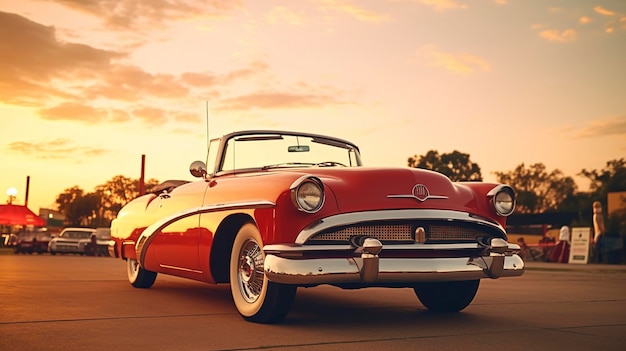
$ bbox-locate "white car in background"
[48,227,96,255]
[78,227,111,256]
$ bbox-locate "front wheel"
[230,223,296,324]
[127,258,157,288]
[413,280,480,313]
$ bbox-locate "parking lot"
[1,253,625,351]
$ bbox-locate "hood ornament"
[388,184,448,202]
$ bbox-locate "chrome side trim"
[136,200,275,268]
[159,264,203,274]
[294,209,505,244]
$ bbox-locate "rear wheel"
[230,223,296,324]
[413,280,480,313]
[127,258,157,288]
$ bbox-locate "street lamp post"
[6,187,17,204]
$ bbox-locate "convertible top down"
[110,130,524,323]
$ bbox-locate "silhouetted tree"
[579,158,626,199]
[494,163,577,214]
[56,188,100,227]
[56,186,88,225]
[579,159,626,237]
[55,175,160,227]
[408,150,482,181]
[94,175,159,224]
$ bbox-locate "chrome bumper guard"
[264,238,525,285]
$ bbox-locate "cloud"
[221,61,269,84]
[0,11,124,105]
[416,45,490,75]
[320,0,389,22]
[572,116,626,139]
[132,106,169,125]
[0,11,291,127]
[83,65,190,101]
[7,138,108,160]
[592,6,626,33]
[39,103,109,123]
[180,72,219,87]
[538,29,577,42]
[534,4,625,42]
[594,6,616,16]
[1,9,351,136]
[35,0,241,32]
[416,0,468,12]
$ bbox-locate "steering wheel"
[315,161,347,167]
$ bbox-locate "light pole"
[6,187,17,204]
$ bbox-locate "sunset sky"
[1,0,625,214]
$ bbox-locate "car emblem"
[387,184,448,202]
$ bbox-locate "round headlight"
[494,188,515,216]
[291,177,324,213]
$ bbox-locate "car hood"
[204,166,489,215]
[299,167,478,213]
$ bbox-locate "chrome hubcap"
[128,259,139,280]
[237,239,264,303]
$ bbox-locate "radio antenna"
[204,100,212,169]
[205,100,210,151]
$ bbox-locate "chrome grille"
[314,224,412,241]
[427,225,485,241]
[310,222,493,243]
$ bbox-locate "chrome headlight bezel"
[290,176,325,213]
[488,185,516,216]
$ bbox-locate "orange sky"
[1,0,625,214]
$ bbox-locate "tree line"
[56,176,160,227]
[55,153,625,236]
[408,152,625,233]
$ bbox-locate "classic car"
[110,130,524,324]
[11,231,51,254]
[49,227,96,255]
[78,227,111,256]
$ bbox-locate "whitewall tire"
[229,223,296,323]
[127,257,157,289]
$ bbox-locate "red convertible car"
[110,130,524,323]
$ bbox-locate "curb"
[524,261,626,273]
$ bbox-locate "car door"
[148,181,209,279]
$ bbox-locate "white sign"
[569,227,591,264]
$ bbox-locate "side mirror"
[189,160,208,178]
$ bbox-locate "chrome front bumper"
[263,238,525,286]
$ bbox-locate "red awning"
[0,204,46,226]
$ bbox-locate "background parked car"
[48,228,96,255]
[79,227,111,256]
[12,231,51,254]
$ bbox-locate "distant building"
[39,208,64,233]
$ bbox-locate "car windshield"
[61,230,93,239]
[219,133,361,173]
